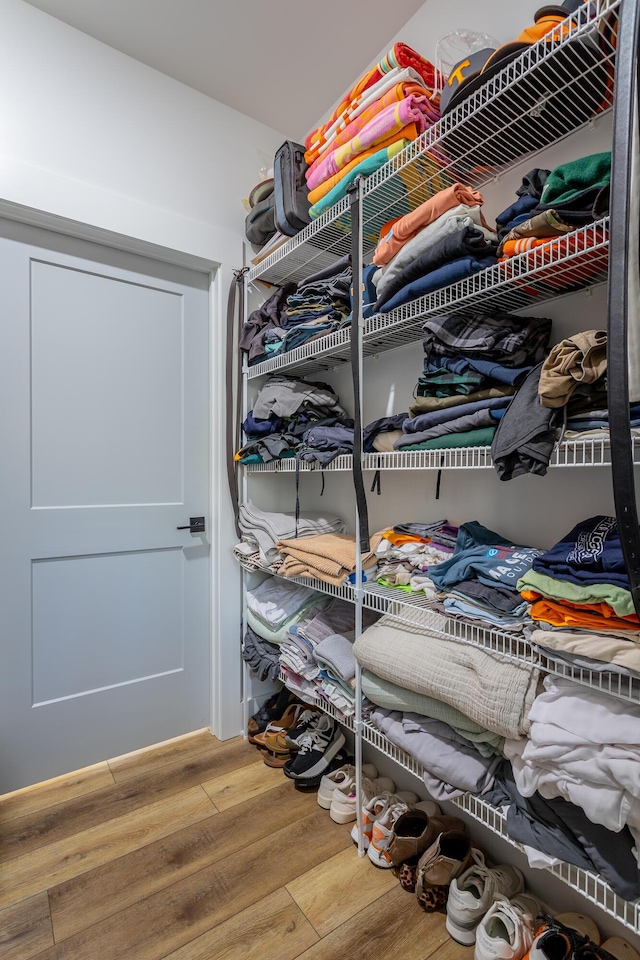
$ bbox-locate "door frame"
[0,198,243,745]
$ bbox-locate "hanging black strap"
[226,268,247,540]
[607,0,640,618]
[348,177,371,553]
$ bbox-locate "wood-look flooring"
[0,730,472,960]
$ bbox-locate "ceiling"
[25,0,429,138]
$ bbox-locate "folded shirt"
[403,396,511,433]
[374,225,498,311]
[379,255,497,313]
[373,184,487,265]
[373,205,495,300]
[397,426,496,451]
[394,408,498,448]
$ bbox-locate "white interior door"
[0,220,211,792]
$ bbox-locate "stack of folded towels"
[374,521,456,595]
[371,183,499,313]
[518,515,640,676]
[235,375,352,465]
[390,311,552,453]
[304,43,441,220]
[279,599,379,717]
[276,531,383,587]
[234,503,346,571]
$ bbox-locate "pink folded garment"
[373,184,488,265]
[306,94,437,192]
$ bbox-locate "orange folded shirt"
[306,124,418,206]
[522,590,640,632]
[380,528,431,547]
[373,183,487,265]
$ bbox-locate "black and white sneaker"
[285,715,346,780]
[285,708,322,748]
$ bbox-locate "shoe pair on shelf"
[383,807,472,910]
[247,688,299,745]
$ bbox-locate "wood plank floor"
[0,730,473,960]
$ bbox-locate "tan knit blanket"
[277,532,382,587]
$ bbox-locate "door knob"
[176,516,205,533]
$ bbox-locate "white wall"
[0,0,289,266]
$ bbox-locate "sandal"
[251,703,305,748]
[247,689,298,743]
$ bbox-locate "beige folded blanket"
[277,532,382,586]
[354,615,540,740]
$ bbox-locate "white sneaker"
[329,773,396,824]
[447,850,525,945]
[367,794,419,867]
[474,893,543,960]
[316,762,378,809]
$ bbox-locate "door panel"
[0,221,211,792]
[30,259,184,508]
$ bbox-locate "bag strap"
[226,267,248,540]
[607,0,640,618]
[348,177,371,554]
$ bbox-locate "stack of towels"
[304,43,441,220]
[276,531,382,588]
[279,600,379,717]
[370,183,499,313]
[235,376,352,466]
[234,503,346,571]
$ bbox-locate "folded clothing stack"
[245,577,330,646]
[374,521,456,595]
[235,376,352,465]
[371,184,498,314]
[261,257,353,362]
[276,531,383,587]
[491,329,611,480]
[279,599,379,717]
[304,43,441,219]
[427,520,542,633]
[392,311,551,453]
[235,502,346,570]
[496,153,611,260]
[518,515,640,641]
[504,675,640,885]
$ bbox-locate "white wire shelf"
[241,434,640,473]
[237,557,640,706]
[246,219,609,380]
[364,434,640,471]
[361,718,640,934]
[242,454,353,473]
[247,0,617,288]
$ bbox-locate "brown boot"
[387,811,465,867]
[415,831,473,912]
